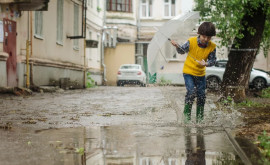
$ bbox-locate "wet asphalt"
[0,86,248,164]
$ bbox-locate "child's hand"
[171,40,179,47]
[198,59,207,66]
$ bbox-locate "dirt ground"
[217,89,270,141]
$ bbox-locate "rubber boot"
[196,106,204,123]
[184,104,192,122]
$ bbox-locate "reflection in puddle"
[0,126,243,165]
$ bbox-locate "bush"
[257,131,270,164]
[86,72,95,88]
[261,87,270,98]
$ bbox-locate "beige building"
[0,0,91,89]
[103,0,138,86]
[0,1,50,88]
[251,51,270,72]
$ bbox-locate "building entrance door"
[4,19,17,87]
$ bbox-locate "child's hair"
[198,22,216,36]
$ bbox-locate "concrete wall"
[104,43,135,85]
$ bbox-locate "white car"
[117,64,146,87]
[206,60,270,90]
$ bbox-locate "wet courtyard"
[0,86,249,164]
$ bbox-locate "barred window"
[106,0,133,12]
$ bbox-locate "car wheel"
[207,76,220,90]
[252,77,266,90]
[117,81,124,86]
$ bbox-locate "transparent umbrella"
[147,12,200,79]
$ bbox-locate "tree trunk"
[221,3,266,102]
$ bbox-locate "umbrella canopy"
[147,12,200,77]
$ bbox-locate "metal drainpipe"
[84,39,86,88]
[26,11,30,88]
[30,11,34,88]
[101,30,107,84]
[102,1,107,84]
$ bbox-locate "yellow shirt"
[183,37,216,76]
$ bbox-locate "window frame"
[56,0,64,45]
[164,0,176,18]
[73,3,79,50]
[34,11,43,39]
[140,0,152,18]
[106,0,133,13]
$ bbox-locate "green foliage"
[159,77,172,86]
[220,96,266,108]
[257,131,270,163]
[194,0,270,55]
[75,147,84,155]
[97,6,102,12]
[236,99,263,107]
[148,73,157,84]
[86,72,96,88]
[219,96,234,105]
[261,87,270,98]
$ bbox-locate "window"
[141,0,152,18]
[73,3,79,49]
[57,0,64,44]
[88,30,92,60]
[136,43,143,55]
[97,34,100,62]
[106,0,133,12]
[164,0,175,17]
[35,11,43,38]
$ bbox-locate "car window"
[121,65,140,69]
[215,62,227,68]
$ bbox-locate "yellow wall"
[104,43,135,85]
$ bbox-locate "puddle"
[0,125,245,165]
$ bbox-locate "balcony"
[0,0,50,11]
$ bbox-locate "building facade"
[0,0,101,89]
[85,0,104,86]
[0,0,50,88]
[103,0,138,85]
[1,0,269,89]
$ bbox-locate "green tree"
[195,0,270,101]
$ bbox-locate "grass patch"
[256,131,270,164]
[261,87,270,98]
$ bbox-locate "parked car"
[206,60,270,90]
[117,64,146,87]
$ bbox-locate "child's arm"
[171,40,189,54]
[198,49,216,66]
[205,49,217,67]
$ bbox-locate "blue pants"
[183,74,206,106]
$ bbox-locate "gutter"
[101,0,107,83]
